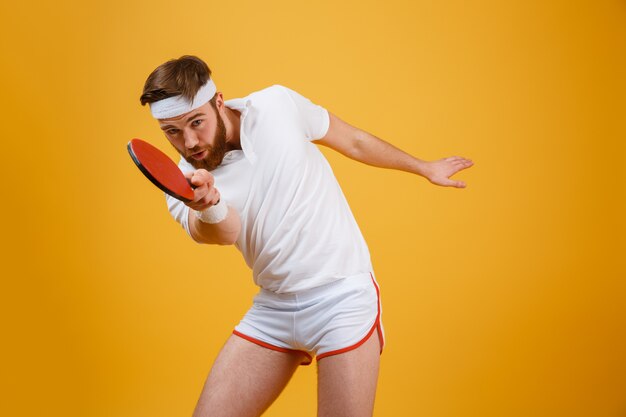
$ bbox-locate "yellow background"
[1,0,624,416]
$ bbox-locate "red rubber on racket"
[127,138,195,202]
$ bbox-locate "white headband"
[149,78,217,119]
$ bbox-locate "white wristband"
[194,199,229,224]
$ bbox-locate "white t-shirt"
[166,84,373,293]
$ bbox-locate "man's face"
[158,99,227,171]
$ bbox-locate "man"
[139,55,473,417]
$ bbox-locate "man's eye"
[167,129,178,135]
[192,119,203,127]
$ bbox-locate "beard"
[183,109,228,171]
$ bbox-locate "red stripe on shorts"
[316,272,384,361]
[232,329,313,366]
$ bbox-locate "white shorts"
[233,271,385,365]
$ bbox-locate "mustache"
[186,146,210,157]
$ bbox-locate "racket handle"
[185,177,219,204]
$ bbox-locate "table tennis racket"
[127,138,195,202]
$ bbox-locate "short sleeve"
[164,157,196,240]
[282,86,330,141]
[165,193,193,238]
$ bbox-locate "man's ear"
[214,92,225,109]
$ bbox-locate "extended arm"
[313,112,474,188]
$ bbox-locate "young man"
[139,55,473,417]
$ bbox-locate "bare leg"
[193,334,306,417]
[316,331,381,417]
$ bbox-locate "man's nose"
[183,129,199,149]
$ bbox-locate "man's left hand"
[422,156,474,188]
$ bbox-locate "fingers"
[446,156,473,164]
[190,187,221,211]
[438,178,466,188]
[452,159,474,169]
[184,169,220,210]
[445,156,464,162]
[445,157,474,178]
[428,157,473,188]
[189,169,215,188]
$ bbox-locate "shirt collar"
[225,97,257,164]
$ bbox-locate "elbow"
[193,234,237,246]
[213,232,239,246]
[219,221,242,245]
[202,224,241,246]
[348,131,367,160]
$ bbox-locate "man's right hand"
[184,169,221,211]
[184,169,241,245]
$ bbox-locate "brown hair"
[140,55,214,106]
